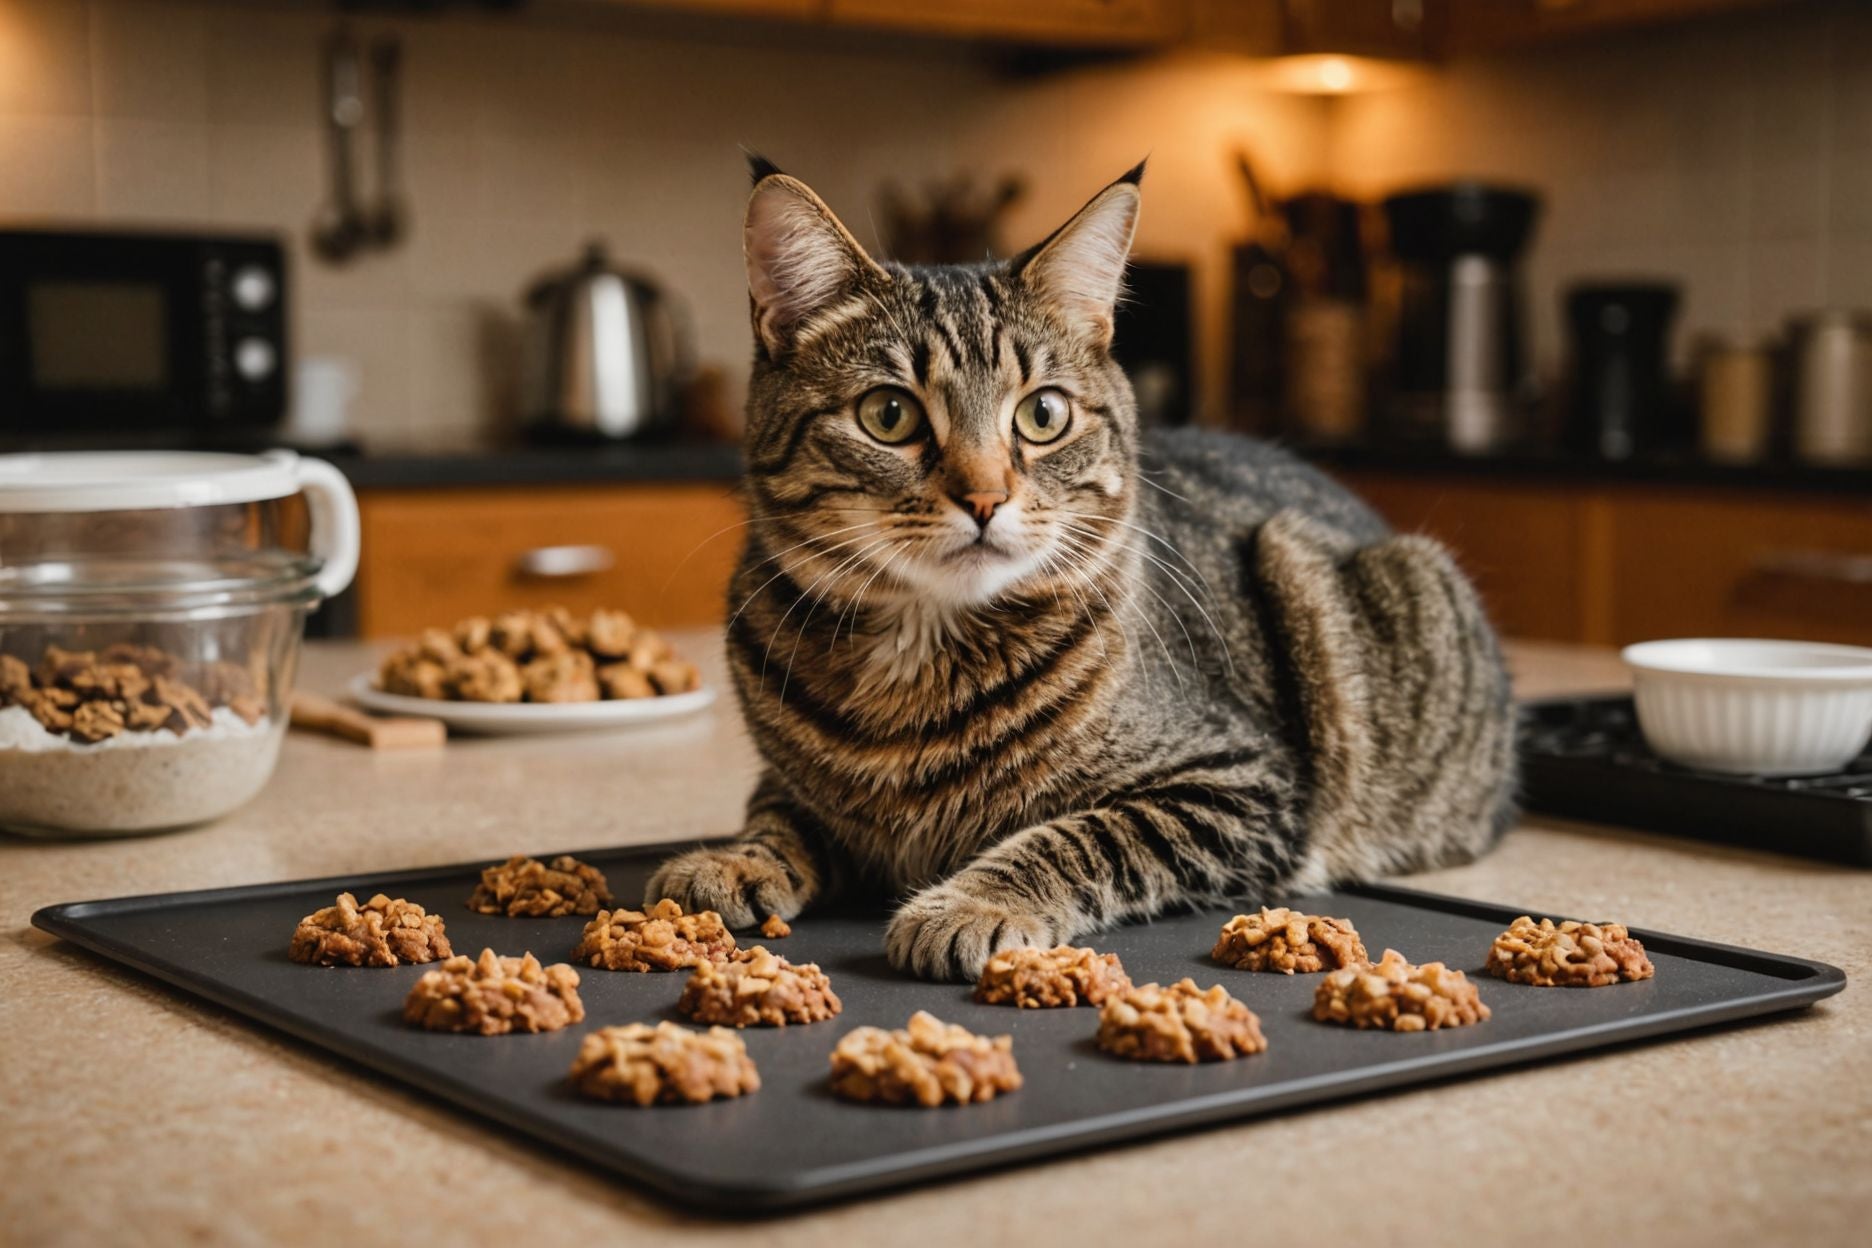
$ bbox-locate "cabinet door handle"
[513,544,615,579]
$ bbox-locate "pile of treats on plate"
[284,860,1657,1108]
[376,607,701,704]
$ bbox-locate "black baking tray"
[33,842,1846,1213]
[1520,695,1872,867]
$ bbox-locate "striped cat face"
[741,163,1143,612]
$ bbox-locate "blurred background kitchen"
[1,0,1866,647]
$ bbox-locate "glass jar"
[0,451,358,837]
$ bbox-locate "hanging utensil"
[366,37,407,249]
[311,27,367,263]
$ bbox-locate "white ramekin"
[1622,639,1872,776]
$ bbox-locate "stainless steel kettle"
[520,241,691,439]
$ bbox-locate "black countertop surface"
[6,431,1865,496]
[1294,440,1872,497]
[322,438,744,489]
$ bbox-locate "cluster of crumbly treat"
[678,945,842,1028]
[830,1010,1023,1107]
[1096,978,1268,1062]
[571,899,737,972]
[376,607,701,705]
[0,643,264,743]
[568,1022,761,1106]
[1485,915,1655,987]
[402,948,585,1035]
[1213,907,1369,975]
[289,892,452,967]
[468,854,615,918]
[1313,949,1491,1032]
[975,944,1132,1009]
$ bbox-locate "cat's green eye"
[856,387,927,445]
[1014,388,1072,444]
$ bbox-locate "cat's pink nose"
[954,490,1008,527]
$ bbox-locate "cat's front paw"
[885,883,1056,982]
[644,844,802,929]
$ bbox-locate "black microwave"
[0,229,288,436]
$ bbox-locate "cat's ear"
[744,162,888,358]
[1011,161,1144,346]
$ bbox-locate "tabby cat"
[646,157,1517,981]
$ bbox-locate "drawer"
[355,484,745,639]
[1603,489,1872,648]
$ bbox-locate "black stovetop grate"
[1518,696,1872,867]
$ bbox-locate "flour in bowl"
[0,705,282,836]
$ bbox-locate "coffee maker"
[1381,185,1542,453]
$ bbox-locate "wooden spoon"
[290,689,444,750]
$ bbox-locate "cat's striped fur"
[646,160,1517,980]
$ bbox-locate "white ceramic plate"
[347,674,717,736]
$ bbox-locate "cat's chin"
[898,542,1043,608]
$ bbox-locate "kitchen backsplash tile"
[94,118,211,220]
[0,0,90,116]
[0,113,94,216]
[89,0,207,121]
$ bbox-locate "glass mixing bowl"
[0,451,358,837]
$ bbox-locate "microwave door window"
[27,281,169,390]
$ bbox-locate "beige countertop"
[2,637,1866,1247]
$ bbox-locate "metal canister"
[1791,311,1872,465]
[1697,332,1775,463]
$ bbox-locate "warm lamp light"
[1256,53,1424,96]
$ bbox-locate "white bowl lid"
[0,449,312,513]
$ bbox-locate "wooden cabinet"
[354,483,745,639]
[1335,471,1872,648]
[827,0,1186,45]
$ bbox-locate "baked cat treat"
[974,945,1131,1008]
[568,1022,761,1107]
[1313,949,1490,1032]
[760,913,792,939]
[1212,907,1368,974]
[289,892,451,967]
[1485,915,1656,987]
[402,948,584,1035]
[376,607,701,704]
[677,945,841,1027]
[645,160,1515,983]
[570,899,736,972]
[467,854,614,918]
[829,1011,1021,1107]
[1095,978,1268,1063]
